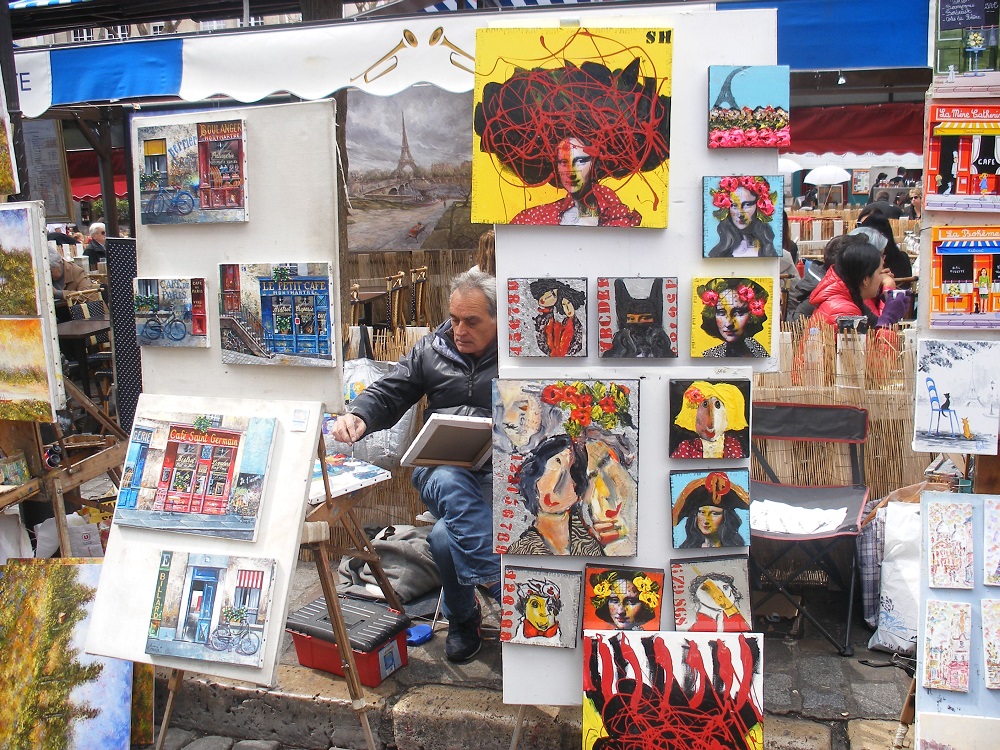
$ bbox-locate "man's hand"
[331,414,367,444]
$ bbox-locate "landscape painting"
[691,277,773,358]
[583,630,763,750]
[708,65,790,149]
[134,277,210,348]
[0,205,40,316]
[596,277,678,358]
[113,406,277,541]
[0,317,56,421]
[582,565,664,632]
[671,554,752,632]
[507,278,587,357]
[145,550,276,668]
[670,469,751,550]
[492,378,639,556]
[499,565,582,648]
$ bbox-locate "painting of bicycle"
[134,277,210,348]
[145,550,275,667]
[136,116,247,224]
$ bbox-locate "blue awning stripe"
[10,0,85,8]
[938,240,1000,252]
[49,38,183,106]
[421,0,594,11]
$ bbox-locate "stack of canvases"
[472,26,780,748]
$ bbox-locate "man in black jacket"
[332,270,499,662]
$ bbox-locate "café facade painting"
[707,65,790,149]
[345,86,486,252]
[924,103,1000,212]
[137,119,247,224]
[134,277,210,348]
[472,27,672,228]
[218,262,335,367]
[929,226,1000,328]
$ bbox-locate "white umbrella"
[777,157,802,176]
[803,166,851,185]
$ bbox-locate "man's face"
[449,288,497,358]
[92,228,106,243]
[524,594,554,632]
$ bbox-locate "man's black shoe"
[445,603,482,663]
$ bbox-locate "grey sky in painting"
[345,84,473,172]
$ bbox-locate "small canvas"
[499,565,582,648]
[0,68,19,195]
[670,469,751,549]
[703,175,784,257]
[583,630,763,750]
[492,378,639,556]
[113,406,278,542]
[145,550,276,668]
[927,500,975,588]
[671,554,752,632]
[668,378,751,459]
[916,712,1000,750]
[982,599,1000,689]
[927,226,1000,330]
[218,262,336,367]
[708,65,790,149]
[596,276,678,358]
[0,205,41,316]
[507,277,587,357]
[691,277,773,358]
[914,338,1000,454]
[400,414,492,470]
[986,498,1000,586]
[922,599,972,692]
[308,452,392,503]
[582,565,664,631]
[134,277,210,348]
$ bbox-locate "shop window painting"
[492,378,639,557]
[145,550,276,668]
[596,277,678,358]
[690,277,773,359]
[922,599,972,693]
[670,469,751,550]
[583,630,763,750]
[113,407,277,542]
[671,555,752,633]
[926,500,975,589]
[472,27,671,228]
[668,378,751,459]
[925,103,1000,212]
[929,226,1000,328]
[507,277,587,357]
[218,262,335,367]
[707,65,790,149]
[137,119,247,224]
[703,175,783,258]
[499,565,582,648]
[582,565,664,631]
[134,277,210,348]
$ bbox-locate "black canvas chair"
[749,402,869,656]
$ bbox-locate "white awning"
[781,151,924,170]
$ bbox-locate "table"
[57,317,111,398]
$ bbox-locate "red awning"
[785,102,925,156]
[66,148,129,201]
[237,569,263,589]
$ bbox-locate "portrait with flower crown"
[703,175,783,258]
[690,277,774,358]
[583,565,664,631]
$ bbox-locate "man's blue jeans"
[412,465,499,623]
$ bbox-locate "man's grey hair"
[451,270,497,319]
[89,222,106,238]
[848,226,888,253]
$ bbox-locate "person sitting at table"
[786,235,854,323]
[84,222,107,270]
[856,210,912,281]
[48,247,97,302]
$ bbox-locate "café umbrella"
[803,166,852,185]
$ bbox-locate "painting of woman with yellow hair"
[669,379,750,459]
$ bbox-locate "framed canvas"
[507,277,587,357]
[473,27,672,228]
[400,414,492,470]
[986,498,1000,586]
[670,554,752,632]
[983,599,1000,689]
[492,378,639,556]
[926,499,975,589]
[668,378,751,459]
[499,565,582,648]
[851,169,871,196]
[929,226,1000,329]
[134,277,210,348]
[924,102,1000,213]
[596,277,678,358]
[916,713,1000,749]
[691,277,773,358]
[670,469,751,550]
[582,565,664,632]
[703,175,784,258]
[923,599,972,692]
[707,65,790,149]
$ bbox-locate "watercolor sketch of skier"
[927,500,975,589]
[922,599,972,692]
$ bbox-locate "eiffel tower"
[712,66,750,110]
[391,112,418,178]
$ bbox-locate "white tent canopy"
[782,151,924,170]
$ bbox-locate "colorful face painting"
[583,565,664,631]
[583,630,763,750]
[472,27,672,228]
[691,277,773,358]
[137,119,247,224]
[218,262,336,367]
[914,338,1000,454]
[596,277,678,358]
[113,406,278,541]
[922,599,972,692]
[926,500,975,589]
[0,559,132,750]
[345,87,487,252]
[983,599,1000,689]
[916,713,1000,750]
[499,565,582,648]
[708,65,789,149]
[668,379,751,459]
[507,278,587,357]
[134,278,210,348]
[987,498,1000,586]
[929,226,1000,330]
[492,379,639,556]
[703,176,783,258]
[670,469,751,550]
[671,555,752,633]
[145,551,276,668]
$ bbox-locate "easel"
[155,434,401,750]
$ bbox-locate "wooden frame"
[851,169,871,196]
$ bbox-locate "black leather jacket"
[347,320,498,435]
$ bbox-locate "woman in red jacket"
[809,236,907,328]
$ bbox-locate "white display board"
[496,7,778,706]
[87,393,323,687]
[131,100,344,411]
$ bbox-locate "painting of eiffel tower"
[707,65,790,149]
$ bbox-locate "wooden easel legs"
[154,669,186,750]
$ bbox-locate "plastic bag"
[869,502,920,655]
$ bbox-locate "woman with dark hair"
[529,279,586,356]
[808,237,908,328]
[857,210,912,280]
[507,434,604,556]
[589,568,660,630]
[672,472,750,548]
[696,278,769,358]
[707,176,779,257]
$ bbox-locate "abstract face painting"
[597,277,678,358]
[704,175,783,258]
[691,277,773,358]
[670,469,751,550]
[671,555,752,632]
[499,566,582,648]
[708,65,790,149]
[583,565,664,631]
[473,27,672,228]
[669,379,751,459]
[507,278,587,357]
